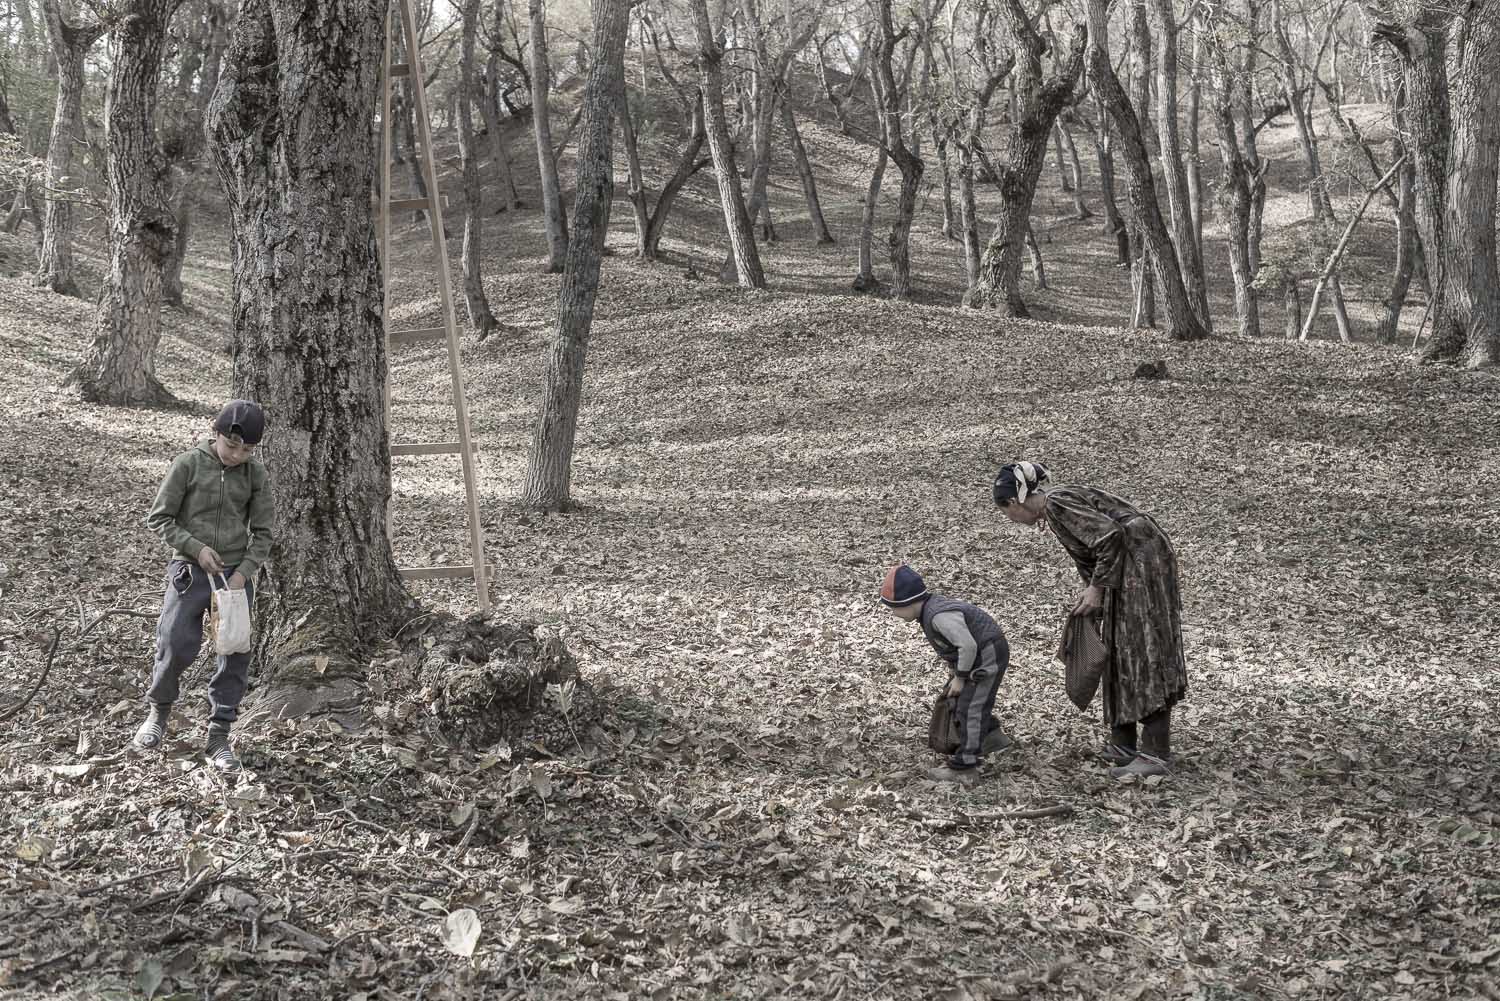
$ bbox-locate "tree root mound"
[369,612,606,755]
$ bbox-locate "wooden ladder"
[377,0,491,610]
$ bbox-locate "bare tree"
[1085,0,1207,339]
[520,0,631,509]
[1150,0,1210,329]
[689,0,765,288]
[36,0,106,297]
[873,0,924,300]
[1375,0,1500,366]
[456,0,499,337]
[69,0,184,405]
[530,0,568,271]
[966,0,1085,315]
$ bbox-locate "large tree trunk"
[206,0,412,697]
[968,17,1085,315]
[1151,0,1210,329]
[530,0,568,272]
[873,0,923,300]
[68,0,181,405]
[1418,3,1500,365]
[35,0,104,298]
[1087,0,1207,340]
[457,0,499,337]
[689,0,764,288]
[781,100,834,244]
[519,0,630,510]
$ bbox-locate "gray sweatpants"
[950,636,1009,768]
[145,560,253,725]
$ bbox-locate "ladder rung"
[400,564,496,581]
[390,63,411,78]
[388,326,449,346]
[386,197,436,214]
[391,441,479,456]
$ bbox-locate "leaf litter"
[1,110,1498,999]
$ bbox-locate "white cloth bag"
[210,573,253,655]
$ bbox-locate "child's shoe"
[205,726,241,773]
[926,764,979,785]
[133,703,171,749]
[980,729,1014,755]
[1098,742,1137,766]
[1109,752,1170,780]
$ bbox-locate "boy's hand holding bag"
[210,573,253,654]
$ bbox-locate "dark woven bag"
[927,692,961,754]
[1057,612,1109,710]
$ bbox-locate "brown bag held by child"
[927,693,961,754]
[1057,612,1108,710]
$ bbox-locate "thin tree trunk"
[480,51,523,209]
[1185,27,1205,264]
[520,0,630,509]
[1241,0,1266,274]
[1283,276,1301,340]
[1151,0,1210,329]
[874,0,923,300]
[618,80,651,259]
[395,89,433,227]
[530,0,568,272]
[644,95,708,259]
[206,0,413,697]
[1200,1,1258,338]
[457,0,499,337]
[69,0,181,405]
[161,165,192,306]
[1301,156,1406,341]
[36,0,104,298]
[1093,100,1130,265]
[1087,0,1207,340]
[1025,222,1046,289]
[1377,132,1417,344]
[690,0,764,288]
[781,101,835,244]
[1052,125,1073,191]
[1058,121,1092,219]
[1126,0,1157,329]
[855,144,887,292]
[936,130,956,239]
[958,143,980,287]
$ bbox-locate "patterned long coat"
[1042,486,1188,724]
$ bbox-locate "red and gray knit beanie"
[879,564,929,608]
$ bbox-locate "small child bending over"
[880,564,1013,784]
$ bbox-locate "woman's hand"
[1072,584,1104,616]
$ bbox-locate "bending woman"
[992,461,1188,779]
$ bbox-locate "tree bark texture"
[1058,120,1092,219]
[457,0,499,337]
[1092,99,1131,265]
[968,15,1085,316]
[36,0,104,298]
[69,0,183,405]
[206,0,412,697]
[1087,0,1206,340]
[644,94,708,259]
[874,0,923,300]
[689,0,764,288]
[855,143,887,292]
[530,0,568,271]
[1126,0,1155,328]
[1199,1,1258,338]
[519,0,630,510]
[161,166,193,306]
[1150,0,1210,329]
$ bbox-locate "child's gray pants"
[145,560,253,726]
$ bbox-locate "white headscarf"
[994,461,1050,505]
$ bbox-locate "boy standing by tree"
[880,564,1013,784]
[134,400,273,773]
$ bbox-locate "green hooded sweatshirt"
[146,439,273,578]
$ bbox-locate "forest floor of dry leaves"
[2,81,1499,1001]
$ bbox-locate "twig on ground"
[0,630,59,724]
[453,804,481,859]
[79,865,177,896]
